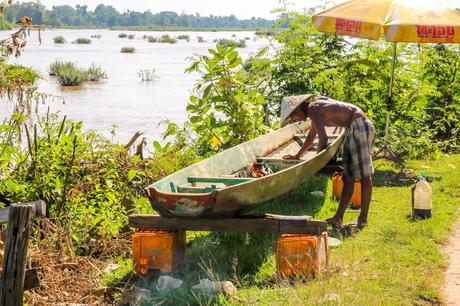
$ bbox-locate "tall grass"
[86,64,107,81]
[48,60,65,76]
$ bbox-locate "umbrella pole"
[384,42,397,145]
[373,42,404,168]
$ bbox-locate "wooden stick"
[124,131,143,150]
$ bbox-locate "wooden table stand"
[129,214,328,276]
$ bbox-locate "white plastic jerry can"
[412,172,432,219]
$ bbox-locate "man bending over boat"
[280,95,375,229]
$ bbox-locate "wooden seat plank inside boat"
[187,176,255,185]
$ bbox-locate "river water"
[0,29,270,144]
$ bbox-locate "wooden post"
[0,203,37,306]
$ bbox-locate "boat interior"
[168,127,343,194]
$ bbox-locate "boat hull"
[146,123,344,218]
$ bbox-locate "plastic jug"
[412,172,432,219]
[331,173,361,208]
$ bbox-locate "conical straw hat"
[280,94,316,126]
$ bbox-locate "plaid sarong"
[343,117,375,180]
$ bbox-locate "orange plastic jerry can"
[332,173,362,208]
[132,230,186,274]
[275,232,328,277]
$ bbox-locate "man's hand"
[283,154,300,160]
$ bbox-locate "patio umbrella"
[312,0,460,165]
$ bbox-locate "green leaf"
[190,116,202,123]
[152,141,162,152]
[128,169,137,181]
[203,84,213,98]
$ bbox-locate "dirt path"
[445,213,460,305]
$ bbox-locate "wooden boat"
[146,121,345,218]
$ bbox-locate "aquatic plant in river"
[74,38,91,44]
[160,35,177,44]
[120,47,136,53]
[147,36,157,43]
[53,36,66,44]
[216,38,247,48]
[86,64,108,82]
[56,62,87,86]
[138,68,157,81]
[177,34,190,42]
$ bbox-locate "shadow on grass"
[373,168,442,188]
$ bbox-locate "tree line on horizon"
[2,2,275,29]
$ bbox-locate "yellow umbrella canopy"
[312,0,460,43]
[312,0,460,165]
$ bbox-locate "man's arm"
[296,123,317,159]
[308,106,328,153]
[283,123,317,160]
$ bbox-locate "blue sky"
[30,0,328,19]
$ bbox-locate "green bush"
[85,64,107,81]
[120,47,136,53]
[74,38,91,44]
[0,114,199,254]
[53,36,66,44]
[128,34,135,39]
[56,63,87,86]
[197,36,205,43]
[118,33,127,38]
[183,45,266,153]
[147,36,157,43]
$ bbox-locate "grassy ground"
[107,154,460,305]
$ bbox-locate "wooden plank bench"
[187,176,254,186]
[129,215,327,235]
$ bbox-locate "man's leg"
[326,174,355,227]
[358,176,372,227]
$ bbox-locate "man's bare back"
[284,96,367,157]
[307,97,366,128]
